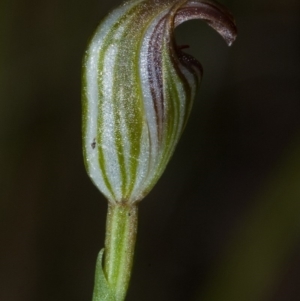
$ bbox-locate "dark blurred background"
[1,0,300,300]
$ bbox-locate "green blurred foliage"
[199,136,300,301]
[0,0,299,301]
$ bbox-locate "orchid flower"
[82,0,236,300]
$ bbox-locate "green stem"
[104,203,138,301]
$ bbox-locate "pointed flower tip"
[173,0,237,46]
[82,0,237,204]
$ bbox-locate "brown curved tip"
[174,0,237,46]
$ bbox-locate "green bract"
[82,0,237,204]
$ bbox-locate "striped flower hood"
[82,0,237,204]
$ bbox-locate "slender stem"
[104,202,138,301]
